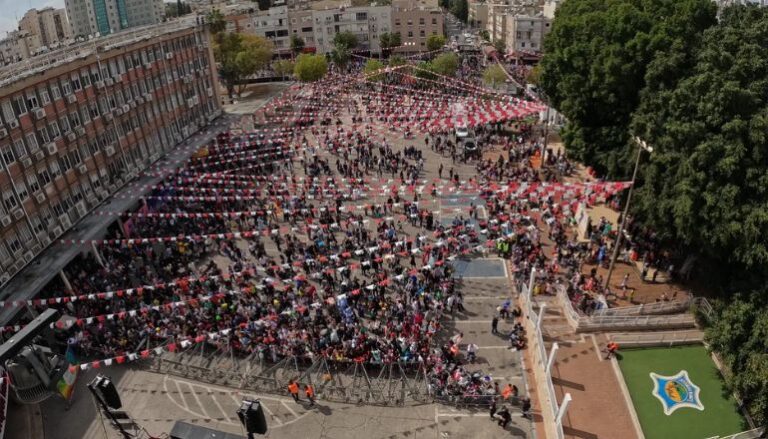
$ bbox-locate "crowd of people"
[5,58,633,427]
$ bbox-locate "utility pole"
[603,137,653,291]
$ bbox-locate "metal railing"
[607,330,703,347]
[593,298,691,316]
[705,427,765,439]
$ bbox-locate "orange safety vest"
[305,385,314,397]
[288,383,299,395]
[502,386,513,399]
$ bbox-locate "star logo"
[650,370,704,415]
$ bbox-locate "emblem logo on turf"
[650,370,704,415]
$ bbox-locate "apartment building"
[250,6,292,51]
[311,2,391,54]
[0,21,221,286]
[0,31,41,66]
[486,3,510,43]
[505,13,550,52]
[391,0,444,53]
[65,0,165,37]
[19,8,74,51]
[468,0,489,29]
[289,9,317,49]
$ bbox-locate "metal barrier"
[706,427,765,439]
[607,330,703,347]
[593,299,691,316]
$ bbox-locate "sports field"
[617,345,745,439]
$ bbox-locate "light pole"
[603,136,653,292]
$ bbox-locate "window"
[71,75,82,91]
[17,182,28,202]
[48,121,60,139]
[419,18,425,25]
[31,216,44,233]
[69,112,81,128]
[81,70,91,87]
[1,101,14,121]
[25,133,38,151]
[39,88,50,105]
[89,102,99,119]
[420,30,425,37]
[8,237,22,255]
[13,138,27,159]
[3,190,18,211]
[1,145,14,166]
[39,127,50,144]
[356,12,367,21]
[51,85,61,100]
[408,31,413,37]
[38,168,52,186]
[27,173,40,193]
[18,223,32,244]
[0,243,10,264]
[62,82,72,96]
[432,17,437,25]
[26,93,39,110]
[12,96,27,116]
[49,160,61,178]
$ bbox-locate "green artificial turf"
[617,345,745,439]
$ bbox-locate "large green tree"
[426,34,446,52]
[363,59,385,81]
[483,64,507,89]
[333,31,359,50]
[294,53,328,82]
[630,5,768,278]
[539,0,717,177]
[430,52,459,77]
[450,0,468,23]
[290,35,305,55]
[214,33,274,97]
[207,9,226,36]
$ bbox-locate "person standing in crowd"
[288,379,300,402]
[489,398,498,420]
[491,315,499,334]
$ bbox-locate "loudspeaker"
[95,375,122,409]
[236,400,267,435]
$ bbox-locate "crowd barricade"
[592,298,692,316]
[607,331,703,348]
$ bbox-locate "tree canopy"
[273,59,294,79]
[483,64,507,88]
[290,35,305,55]
[540,0,717,177]
[363,59,385,81]
[333,31,359,50]
[294,53,328,82]
[206,9,226,35]
[388,55,406,67]
[426,34,446,52]
[214,33,273,97]
[430,52,459,77]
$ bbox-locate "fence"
[607,330,704,347]
[555,286,696,332]
[593,298,691,316]
[705,427,765,439]
[520,282,564,439]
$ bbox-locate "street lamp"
[603,136,653,292]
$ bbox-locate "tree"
[380,32,402,57]
[214,33,274,97]
[426,34,446,52]
[333,31,359,50]
[430,52,459,77]
[389,55,406,67]
[479,30,490,41]
[483,64,507,89]
[414,61,436,80]
[294,53,328,82]
[539,0,717,177]
[450,0,468,23]
[526,64,541,86]
[363,59,385,81]
[290,35,305,55]
[207,9,226,36]
[273,59,295,80]
[493,38,506,55]
[331,43,351,68]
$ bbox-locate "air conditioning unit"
[207,88,213,97]
[0,215,10,227]
[59,214,71,229]
[114,177,123,186]
[67,132,77,141]
[34,149,44,160]
[105,146,115,156]
[8,119,18,129]
[40,236,51,247]
[116,73,123,82]
[122,104,130,113]
[35,192,45,203]
[130,101,136,109]
[144,93,153,101]
[114,108,123,116]
[34,108,46,119]
[13,260,25,272]
[187,98,195,108]
[78,164,88,174]
[144,62,152,69]
[76,201,87,217]
[105,78,114,86]
[67,94,77,104]
[95,81,104,88]
[36,231,47,242]
[98,167,107,177]
[97,189,108,199]
[107,184,116,193]
[52,226,63,236]
[76,126,85,135]
[0,274,9,285]
[103,113,113,121]
[23,251,34,263]
[0,128,7,138]
[46,143,57,155]
[12,208,24,220]
[21,156,32,167]
[136,96,144,104]
[166,52,173,60]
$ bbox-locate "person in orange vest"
[287,379,300,403]
[605,341,620,359]
[304,384,315,407]
[501,383,514,400]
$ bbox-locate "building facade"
[391,0,444,53]
[505,13,550,52]
[0,31,41,66]
[0,22,221,286]
[311,4,391,54]
[65,0,165,37]
[250,6,292,52]
[468,0,488,29]
[19,8,74,52]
